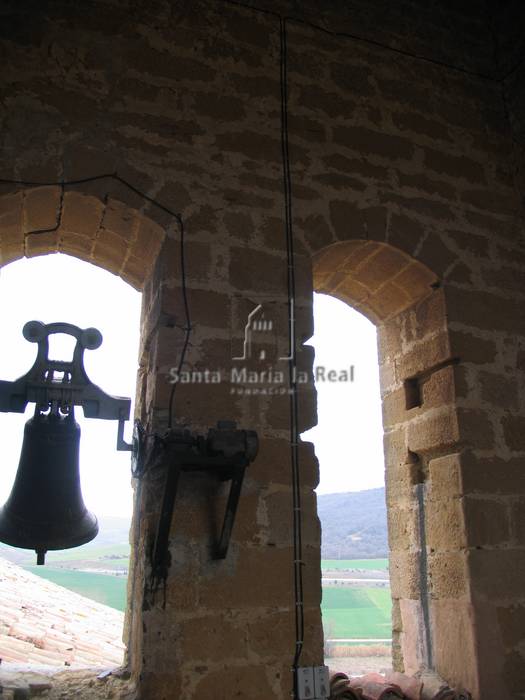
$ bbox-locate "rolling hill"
[317,488,388,559]
[0,489,389,566]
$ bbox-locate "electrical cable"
[167,214,191,431]
[0,172,192,437]
[279,17,305,697]
[223,0,499,83]
[0,172,193,620]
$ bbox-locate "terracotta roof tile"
[0,557,124,669]
[330,671,472,700]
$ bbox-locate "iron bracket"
[139,420,258,578]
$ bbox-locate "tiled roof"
[0,557,125,668]
[330,671,472,699]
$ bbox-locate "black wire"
[223,0,498,83]
[0,172,192,433]
[167,215,192,430]
[279,17,304,693]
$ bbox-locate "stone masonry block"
[501,413,525,452]
[419,364,457,409]
[131,216,165,267]
[329,200,366,239]
[431,599,479,693]
[468,549,525,598]
[0,242,24,266]
[389,550,421,599]
[382,386,407,428]
[428,453,463,499]
[425,497,466,550]
[0,192,23,247]
[496,604,525,648]
[463,496,510,547]
[392,261,437,301]
[377,318,404,363]
[23,186,61,234]
[460,451,525,495]
[197,546,295,610]
[229,246,287,293]
[457,408,495,450]
[406,407,460,454]
[192,665,278,700]
[354,245,411,294]
[428,550,468,598]
[395,332,452,380]
[445,285,525,335]
[121,254,147,290]
[329,275,369,304]
[387,212,426,256]
[0,190,23,218]
[387,504,420,550]
[385,459,420,504]
[448,329,498,365]
[178,613,249,662]
[510,498,525,543]
[366,280,412,320]
[92,230,128,274]
[313,240,361,279]
[60,231,93,259]
[333,125,415,161]
[25,231,59,257]
[60,191,104,238]
[163,286,232,330]
[411,287,446,340]
[501,651,525,695]
[383,427,409,468]
[424,147,486,184]
[158,238,216,286]
[479,370,519,410]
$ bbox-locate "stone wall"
[0,1,524,698]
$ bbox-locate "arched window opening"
[0,253,141,670]
[302,292,392,676]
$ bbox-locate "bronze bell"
[0,407,98,565]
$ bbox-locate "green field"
[321,558,388,571]
[321,587,392,639]
[28,544,130,564]
[21,557,390,628]
[25,567,128,612]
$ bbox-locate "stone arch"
[313,240,438,324]
[310,239,478,691]
[0,184,173,681]
[0,186,166,289]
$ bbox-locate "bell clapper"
[36,549,46,565]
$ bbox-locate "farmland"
[0,506,392,643]
[321,558,388,572]
[25,566,128,612]
[24,556,392,643]
[321,587,392,640]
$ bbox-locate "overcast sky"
[0,255,385,520]
[303,293,385,495]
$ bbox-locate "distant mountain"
[92,515,132,546]
[317,487,388,559]
[0,489,388,565]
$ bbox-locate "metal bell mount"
[0,321,133,564]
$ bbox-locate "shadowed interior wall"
[0,1,524,698]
